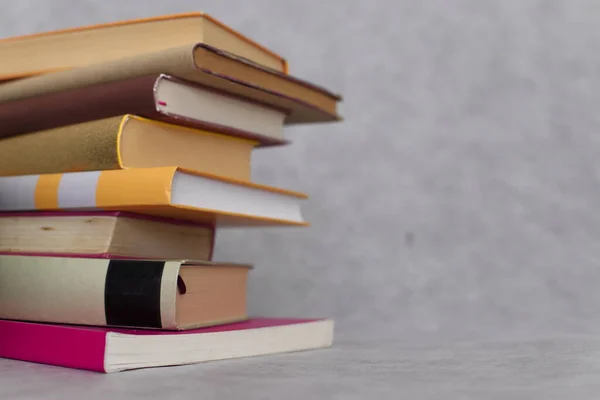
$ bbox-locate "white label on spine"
[58,171,101,209]
[0,174,39,210]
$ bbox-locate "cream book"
[0,255,250,330]
[0,12,288,80]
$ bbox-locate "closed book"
[0,12,287,80]
[0,44,341,129]
[0,255,249,330]
[0,115,257,180]
[0,211,215,260]
[0,167,307,226]
[0,75,288,146]
[0,318,334,373]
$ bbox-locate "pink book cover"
[0,318,333,373]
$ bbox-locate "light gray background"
[4,0,600,398]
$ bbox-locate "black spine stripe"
[104,260,165,328]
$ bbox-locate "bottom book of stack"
[0,318,334,373]
[0,255,334,373]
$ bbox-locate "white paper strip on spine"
[0,174,38,210]
[58,170,101,209]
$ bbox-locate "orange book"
[0,167,307,227]
[0,12,288,81]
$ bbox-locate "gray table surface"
[3,333,600,399]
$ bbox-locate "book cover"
[0,318,333,373]
[0,255,250,330]
[0,75,289,145]
[0,167,308,226]
[0,45,341,126]
[0,12,288,79]
[0,115,258,180]
[0,211,215,260]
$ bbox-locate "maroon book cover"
[0,74,287,146]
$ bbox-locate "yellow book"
[0,167,307,227]
[0,115,257,181]
[0,12,288,80]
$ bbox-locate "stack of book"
[0,13,342,373]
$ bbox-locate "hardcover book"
[0,115,258,180]
[0,211,215,260]
[0,167,307,226]
[0,75,289,145]
[0,255,249,330]
[0,44,342,128]
[0,12,288,80]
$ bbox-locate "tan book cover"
[0,115,257,181]
[0,211,215,260]
[0,44,342,124]
[0,12,288,80]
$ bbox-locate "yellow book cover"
[0,115,258,181]
[0,167,308,227]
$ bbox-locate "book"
[0,318,334,373]
[0,12,287,80]
[0,255,249,330]
[0,211,215,260]
[0,44,341,125]
[0,115,257,180]
[0,167,307,226]
[0,75,288,145]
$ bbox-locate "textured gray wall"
[3,0,600,342]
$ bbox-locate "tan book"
[0,255,249,330]
[0,115,257,181]
[0,44,342,124]
[0,211,215,260]
[0,12,287,80]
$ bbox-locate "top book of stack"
[0,12,289,80]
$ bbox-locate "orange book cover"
[0,12,288,80]
[0,167,308,227]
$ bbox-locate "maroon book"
[0,74,289,147]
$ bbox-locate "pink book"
[0,318,334,373]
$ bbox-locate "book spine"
[0,256,181,329]
[0,117,125,177]
[0,75,159,139]
[0,319,108,372]
[0,167,176,211]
